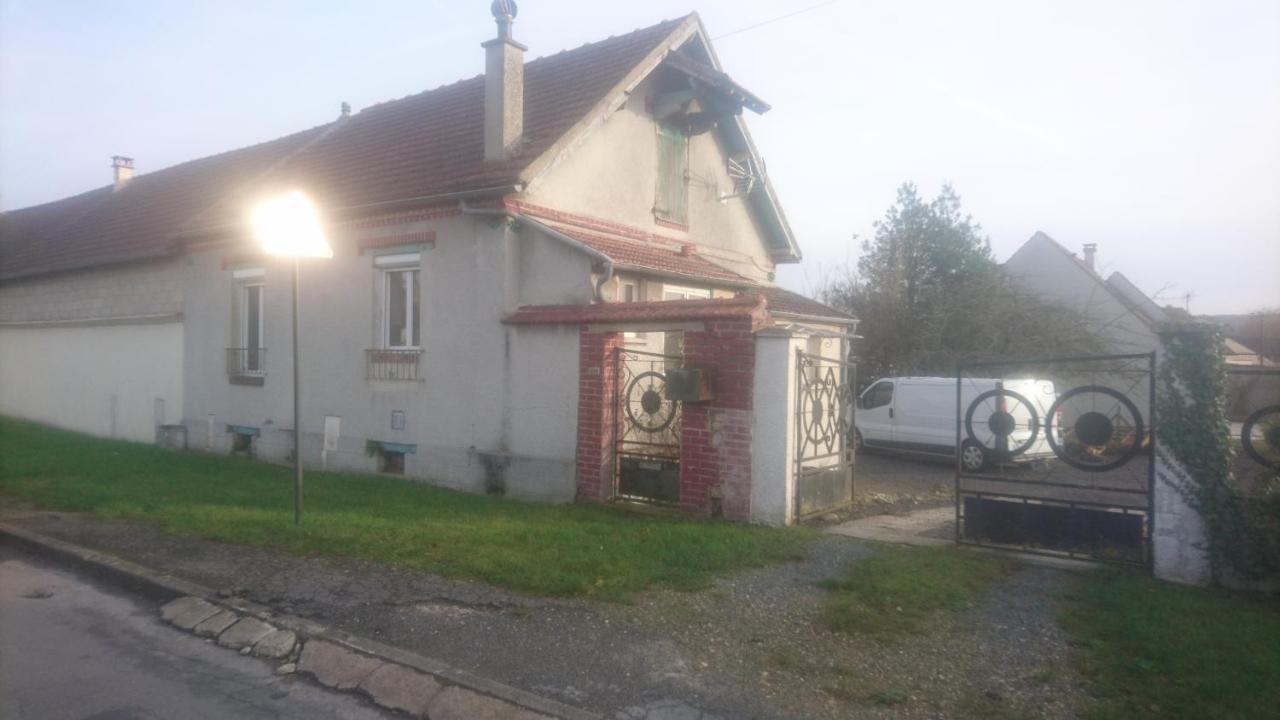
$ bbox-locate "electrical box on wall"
[665,366,714,402]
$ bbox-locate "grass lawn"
[1061,570,1280,720]
[0,418,812,600]
[819,545,1018,638]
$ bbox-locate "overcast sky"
[2,0,1277,314]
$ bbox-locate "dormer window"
[654,123,689,227]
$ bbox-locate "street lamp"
[250,191,333,525]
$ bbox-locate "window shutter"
[655,125,688,225]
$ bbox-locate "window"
[380,264,420,348]
[617,279,646,341]
[618,279,639,303]
[229,267,266,380]
[654,123,689,225]
[862,381,894,410]
[662,284,711,301]
[241,283,264,366]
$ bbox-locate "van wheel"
[960,441,988,472]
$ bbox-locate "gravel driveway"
[1,508,1090,719]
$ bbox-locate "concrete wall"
[181,212,588,502]
[0,259,183,323]
[522,74,777,282]
[0,259,185,443]
[0,320,184,442]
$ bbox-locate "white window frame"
[376,254,421,350]
[238,281,265,375]
[662,284,711,301]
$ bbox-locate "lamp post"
[250,191,333,525]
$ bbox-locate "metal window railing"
[226,347,267,377]
[365,349,422,381]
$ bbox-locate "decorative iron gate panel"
[955,353,1155,565]
[615,348,683,504]
[1225,366,1280,496]
[795,350,856,519]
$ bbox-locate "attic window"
[654,124,689,226]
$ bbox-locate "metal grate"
[226,347,267,377]
[365,349,422,381]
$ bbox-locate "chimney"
[111,156,134,190]
[482,0,525,162]
[1082,243,1097,271]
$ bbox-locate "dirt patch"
[0,508,1089,719]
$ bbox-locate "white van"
[854,376,1060,471]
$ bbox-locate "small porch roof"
[503,296,770,330]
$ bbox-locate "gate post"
[680,318,757,520]
[576,329,622,503]
[750,330,801,525]
[1152,333,1214,585]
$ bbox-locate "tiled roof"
[504,296,767,326]
[743,286,856,322]
[554,226,752,285]
[0,17,688,281]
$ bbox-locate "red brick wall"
[575,318,758,520]
[679,318,756,520]
[575,329,622,503]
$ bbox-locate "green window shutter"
[655,124,688,225]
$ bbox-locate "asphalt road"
[0,544,392,720]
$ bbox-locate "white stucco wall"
[181,213,588,502]
[522,74,778,282]
[751,331,804,525]
[0,321,184,442]
[0,259,185,443]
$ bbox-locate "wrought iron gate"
[794,350,856,519]
[615,348,683,504]
[955,353,1155,565]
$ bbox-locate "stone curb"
[0,521,600,720]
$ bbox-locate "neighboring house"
[0,8,855,524]
[1207,311,1280,364]
[1004,232,1168,357]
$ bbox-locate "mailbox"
[665,366,714,402]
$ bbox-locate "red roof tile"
[741,286,856,322]
[553,227,751,285]
[0,17,688,281]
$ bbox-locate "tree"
[823,182,1104,381]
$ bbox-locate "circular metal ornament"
[624,371,678,433]
[964,389,1040,459]
[802,383,838,451]
[1044,385,1144,472]
[1241,405,1280,469]
[1075,411,1115,447]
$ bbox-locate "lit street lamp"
[250,191,333,525]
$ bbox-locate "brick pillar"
[576,329,622,503]
[679,318,756,520]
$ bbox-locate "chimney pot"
[1083,243,1098,271]
[483,1,526,162]
[111,156,135,190]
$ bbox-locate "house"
[1004,232,1169,357]
[0,7,856,525]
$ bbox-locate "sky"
[2,0,1277,314]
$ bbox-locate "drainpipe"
[460,200,613,302]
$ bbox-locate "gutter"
[171,184,527,246]
[460,201,614,303]
[769,310,858,327]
